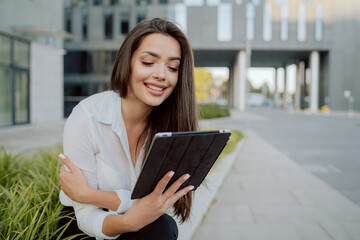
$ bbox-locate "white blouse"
[59,91,145,239]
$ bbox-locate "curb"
[176,138,245,240]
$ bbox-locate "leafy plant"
[198,104,230,119]
[0,146,80,240]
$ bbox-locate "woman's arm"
[102,171,194,236]
[60,153,193,236]
[59,154,121,211]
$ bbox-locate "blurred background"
[1,1,360,239]
[1,0,359,127]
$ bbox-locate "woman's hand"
[123,171,194,232]
[59,153,92,203]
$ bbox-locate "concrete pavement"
[192,129,360,240]
[0,120,65,153]
[1,109,360,240]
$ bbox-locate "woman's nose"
[153,64,165,80]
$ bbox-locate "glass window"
[206,0,220,6]
[14,70,29,124]
[263,2,272,41]
[65,9,72,33]
[93,0,102,5]
[110,0,118,5]
[104,11,113,40]
[246,3,255,40]
[0,66,12,127]
[315,3,323,41]
[217,3,232,42]
[297,3,306,42]
[0,35,11,65]
[120,12,130,35]
[159,0,168,4]
[184,0,203,6]
[136,0,152,5]
[82,11,88,40]
[280,2,288,41]
[14,40,29,68]
[252,0,260,6]
[137,13,146,23]
[235,0,243,5]
[167,3,187,33]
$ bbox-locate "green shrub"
[0,146,81,240]
[199,128,244,173]
[198,104,230,119]
[0,128,243,239]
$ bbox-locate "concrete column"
[228,66,234,108]
[274,68,280,108]
[310,51,320,112]
[282,66,287,109]
[72,7,82,42]
[233,50,247,111]
[295,61,305,110]
[113,7,119,39]
[88,6,104,41]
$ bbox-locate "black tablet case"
[131,130,231,199]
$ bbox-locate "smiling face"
[127,33,181,108]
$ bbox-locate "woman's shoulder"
[70,91,120,118]
[80,90,119,106]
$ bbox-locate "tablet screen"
[131,130,231,199]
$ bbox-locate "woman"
[58,18,198,239]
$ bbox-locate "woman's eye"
[142,62,153,66]
[168,66,178,72]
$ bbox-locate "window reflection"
[280,2,288,41]
[0,35,11,64]
[263,2,272,42]
[297,3,306,42]
[246,2,255,40]
[14,71,29,124]
[217,3,232,42]
[315,3,323,41]
[14,40,29,68]
[0,67,12,126]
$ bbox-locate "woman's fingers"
[58,153,73,172]
[167,185,194,206]
[162,173,190,200]
[153,171,175,195]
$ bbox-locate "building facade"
[63,0,360,113]
[0,0,67,128]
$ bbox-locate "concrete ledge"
[176,138,245,240]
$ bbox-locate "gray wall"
[64,0,360,111]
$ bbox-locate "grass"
[0,128,243,239]
[199,128,244,173]
[198,104,230,119]
[0,146,81,240]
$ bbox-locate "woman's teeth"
[147,84,164,91]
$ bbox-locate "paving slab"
[192,130,360,240]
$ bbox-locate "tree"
[194,68,213,103]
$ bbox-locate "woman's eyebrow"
[141,51,181,61]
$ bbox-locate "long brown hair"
[109,18,198,222]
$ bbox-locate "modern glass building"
[0,0,67,128]
[0,33,30,127]
[63,0,360,114]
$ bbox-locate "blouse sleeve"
[60,104,120,239]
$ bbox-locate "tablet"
[131,129,231,199]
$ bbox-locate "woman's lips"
[144,83,166,96]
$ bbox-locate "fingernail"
[183,174,190,180]
[59,153,66,160]
[189,185,194,191]
[168,171,175,177]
